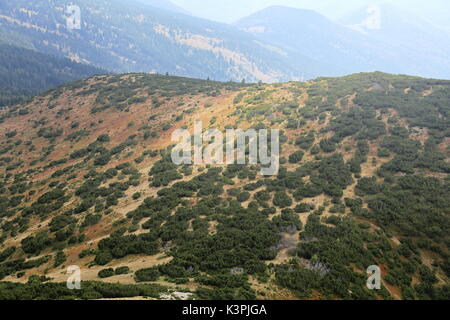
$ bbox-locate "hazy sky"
[171,0,450,28]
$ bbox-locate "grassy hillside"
[0,72,448,300]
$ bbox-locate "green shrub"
[115,266,130,275]
[54,251,67,267]
[273,191,292,208]
[289,150,304,164]
[135,268,160,282]
[98,268,115,278]
[97,134,111,143]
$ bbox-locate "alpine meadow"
[0,0,448,305]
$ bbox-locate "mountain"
[0,72,448,300]
[0,44,105,108]
[2,1,449,86]
[235,6,385,76]
[384,0,450,33]
[236,5,450,79]
[341,4,450,78]
[165,0,375,23]
[132,0,191,15]
[0,0,313,82]
[342,3,450,44]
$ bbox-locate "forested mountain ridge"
[0,72,448,300]
[4,0,449,86]
[0,0,312,82]
[0,44,105,108]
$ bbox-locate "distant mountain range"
[236,5,450,80]
[0,0,449,89]
[133,0,191,15]
[340,4,450,78]
[0,0,310,83]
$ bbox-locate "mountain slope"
[236,5,450,79]
[341,4,450,78]
[0,0,310,82]
[342,3,450,45]
[236,6,380,75]
[0,72,448,300]
[3,1,449,84]
[384,0,450,33]
[133,0,190,15]
[0,44,105,108]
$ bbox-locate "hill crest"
[0,72,449,300]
